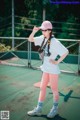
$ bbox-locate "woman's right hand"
[28,26,40,42]
[32,26,40,34]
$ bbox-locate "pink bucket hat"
[39,20,53,30]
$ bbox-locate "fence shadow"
[49,90,80,102]
[31,114,67,120]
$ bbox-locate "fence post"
[12,0,15,50]
[78,41,80,75]
[28,41,31,68]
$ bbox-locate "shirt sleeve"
[34,35,44,46]
[54,39,69,56]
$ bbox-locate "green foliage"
[57,15,79,39]
[42,0,49,5]
[0,43,11,52]
[15,16,31,37]
[0,0,80,53]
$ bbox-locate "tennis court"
[0,59,80,120]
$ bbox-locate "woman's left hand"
[49,59,59,64]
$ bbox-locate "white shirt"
[34,35,68,74]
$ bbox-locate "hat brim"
[39,26,52,30]
[39,26,47,30]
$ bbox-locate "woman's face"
[42,30,51,38]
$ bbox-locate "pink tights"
[38,72,59,102]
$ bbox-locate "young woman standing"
[27,21,69,118]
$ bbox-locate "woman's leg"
[27,72,49,116]
[49,74,59,102]
[47,74,59,118]
[38,72,49,102]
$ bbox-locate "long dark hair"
[47,29,53,56]
[48,29,53,39]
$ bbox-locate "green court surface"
[0,60,80,120]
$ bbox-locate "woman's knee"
[51,85,58,91]
[40,84,47,91]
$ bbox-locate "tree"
[58,15,79,39]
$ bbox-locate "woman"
[27,21,69,118]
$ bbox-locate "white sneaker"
[47,107,58,118]
[27,107,42,116]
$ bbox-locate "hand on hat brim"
[39,26,47,31]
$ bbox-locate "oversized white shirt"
[34,35,68,74]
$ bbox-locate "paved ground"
[0,60,80,120]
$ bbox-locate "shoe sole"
[27,112,42,116]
